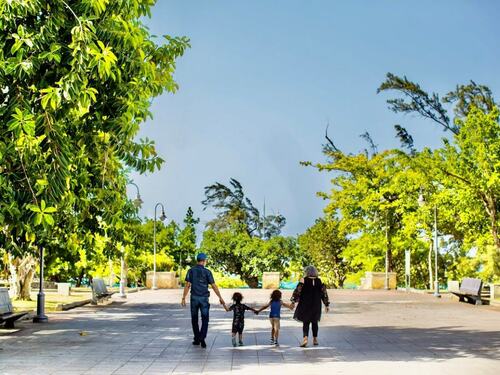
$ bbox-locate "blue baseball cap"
[196,253,208,261]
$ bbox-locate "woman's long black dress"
[291,277,329,322]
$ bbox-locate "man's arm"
[181,282,191,307]
[210,283,225,305]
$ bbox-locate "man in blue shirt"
[181,253,225,348]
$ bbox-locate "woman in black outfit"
[291,265,330,347]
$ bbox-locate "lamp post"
[418,193,441,298]
[380,195,393,290]
[117,182,143,298]
[119,245,127,298]
[153,203,166,290]
[128,182,143,209]
[384,211,390,290]
[179,250,183,286]
[33,246,48,323]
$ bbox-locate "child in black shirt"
[223,292,258,346]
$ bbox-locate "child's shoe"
[232,337,237,347]
[274,340,279,347]
[269,338,275,345]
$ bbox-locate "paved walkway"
[0,289,499,374]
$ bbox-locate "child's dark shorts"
[232,320,244,334]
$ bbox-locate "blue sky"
[130,0,500,237]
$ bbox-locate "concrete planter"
[262,272,280,289]
[56,282,71,296]
[360,271,397,290]
[145,272,179,289]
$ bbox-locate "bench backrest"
[0,288,13,315]
[92,278,109,295]
[460,278,482,296]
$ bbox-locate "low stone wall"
[262,272,280,289]
[32,281,57,290]
[145,272,179,289]
[360,271,397,290]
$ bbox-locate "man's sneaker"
[200,339,207,348]
[192,339,200,346]
[238,341,244,346]
[232,337,237,347]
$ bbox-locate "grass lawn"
[12,290,92,313]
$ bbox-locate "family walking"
[182,254,330,348]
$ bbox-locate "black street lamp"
[153,203,166,290]
[33,246,48,323]
[128,182,143,208]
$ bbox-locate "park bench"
[91,278,115,305]
[451,278,487,305]
[0,288,29,329]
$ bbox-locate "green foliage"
[0,0,189,295]
[202,179,286,239]
[200,179,296,287]
[379,74,500,282]
[176,207,200,265]
[200,229,298,288]
[303,74,500,288]
[121,219,179,284]
[298,218,349,288]
[211,271,248,288]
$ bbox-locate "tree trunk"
[483,194,500,276]
[75,269,84,287]
[244,275,259,288]
[482,194,500,251]
[338,275,345,288]
[8,253,36,300]
[7,253,19,298]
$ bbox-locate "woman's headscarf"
[304,265,318,278]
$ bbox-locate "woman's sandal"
[313,338,319,346]
[300,338,308,347]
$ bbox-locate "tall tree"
[202,178,286,239]
[200,229,298,288]
[298,218,349,288]
[201,179,293,286]
[379,74,500,281]
[0,0,189,298]
[177,207,200,265]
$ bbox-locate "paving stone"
[0,289,499,374]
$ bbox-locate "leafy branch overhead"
[0,0,189,294]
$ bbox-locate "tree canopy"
[0,0,189,298]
